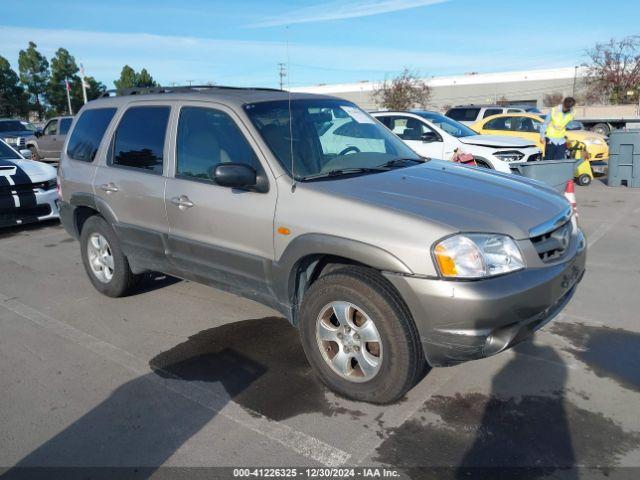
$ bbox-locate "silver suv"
[58,86,586,403]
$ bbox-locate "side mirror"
[34,130,42,138]
[214,163,267,192]
[421,132,439,143]
[19,149,32,159]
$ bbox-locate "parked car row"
[0,116,73,162]
[49,86,585,404]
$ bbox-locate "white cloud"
[246,0,450,28]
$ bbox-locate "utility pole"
[278,63,287,90]
[572,65,578,97]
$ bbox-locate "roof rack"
[101,84,284,98]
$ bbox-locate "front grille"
[531,220,572,262]
[0,205,51,225]
[16,137,26,147]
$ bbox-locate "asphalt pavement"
[0,180,639,478]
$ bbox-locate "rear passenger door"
[93,103,172,267]
[164,103,277,301]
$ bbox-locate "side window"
[176,107,259,182]
[59,118,73,135]
[111,106,170,174]
[66,108,116,162]
[483,108,502,118]
[447,108,480,122]
[387,116,431,141]
[43,120,58,136]
[514,117,538,133]
[484,116,512,131]
[507,109,522,113]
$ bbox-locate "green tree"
[18,41,49,119]
[0,56,29,117]
[114,65,159,90]
[46,47,82,115]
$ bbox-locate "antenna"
[286,26,296,192]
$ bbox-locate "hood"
[0,157,56,185]
[0,131,35,139]
[459,134,536,148]
[310,160,569,240]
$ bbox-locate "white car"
[372,110,542,174]
[0,139,59,228]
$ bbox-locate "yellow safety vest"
[545,107,574,139]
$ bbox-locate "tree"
[18,41,49,119]
[372,68,431,110]
[46,47,82,115]
[584,36,640,104]
[0,56,29,117]
[114,65,159,90]
[543,92,563,107]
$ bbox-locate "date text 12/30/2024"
[233,468,401,478]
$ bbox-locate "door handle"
[100,183,119,193]
[170,195,195,210]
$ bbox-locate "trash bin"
[510,159,579,191]
[607,131,640,187]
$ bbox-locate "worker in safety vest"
[540,97,576,160]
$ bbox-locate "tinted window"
[67,108,116,162]
[484,117,513,130]
[385,116,432,141]
[59,118,73,135]
[44,120,58,135]
[507,108,523,113]
[176,107,259,181]
[513,117,539,133]
[0,120,27,132]
[0,140,20,159]
[112,106,170,174]
[483,108,502,118]
[446,108,480,122]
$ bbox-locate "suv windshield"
[0,141,20,160]
[0,120,28,132]
[415,112,477,138]
[245,99,420,180]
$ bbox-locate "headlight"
[583,138,603,145]
[433,234,525,279]
[494,150,525,162]
[3,137,17,145]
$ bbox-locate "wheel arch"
[68,193,118,238]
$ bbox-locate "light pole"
[572,65,578,97]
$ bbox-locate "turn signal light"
[434,244,457,276]
[277,227,291,235]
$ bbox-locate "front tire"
[28,146,41,161]
[577,173,592,186]
[80,216,140,297]
[299,266,424,404]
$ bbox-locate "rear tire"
[80,215,140,297]
[299,266,424,404]
[592,123,610,136]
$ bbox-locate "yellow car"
[470,113,609,161]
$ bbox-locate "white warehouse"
[291,66,585,111]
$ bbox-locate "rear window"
[446,108,480,122]
[59,117,73,135]
[483,108,502,118]
[110,106,170,174]
[66,108,116,162]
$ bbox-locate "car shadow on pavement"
[0,219,61,239]
[133,272,182,295]
[4,317,364,478]
[375,340,640,478]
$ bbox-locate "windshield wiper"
[375,157,429,169]
[299,167,387,181]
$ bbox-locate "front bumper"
[384,233,586,367]
[0,188,59,228]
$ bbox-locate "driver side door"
[38,119,58,158]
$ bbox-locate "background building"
[292,66,585,111]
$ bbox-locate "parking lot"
[0,180,639,476]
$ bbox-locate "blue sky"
[1,0,638,89]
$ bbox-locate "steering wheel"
[338,146,361,156]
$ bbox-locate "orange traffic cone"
[564,180,577,215]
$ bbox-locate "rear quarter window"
[446,108,480,122]
[66,108,117,162]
